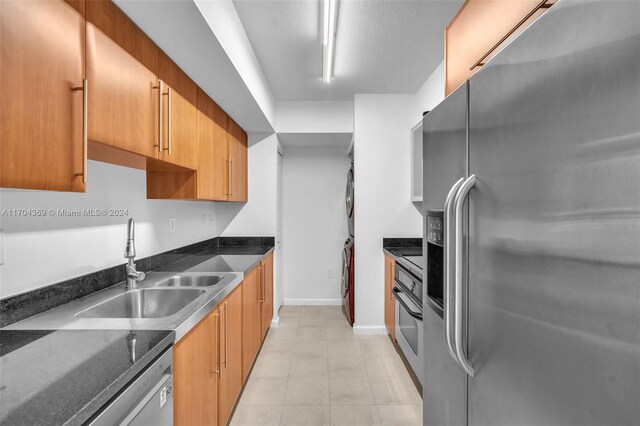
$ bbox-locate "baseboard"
[271,317,280,328]
[353,325,387,335]
[283,298,342,306]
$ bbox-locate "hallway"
[230,305,422,426]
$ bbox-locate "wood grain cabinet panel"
[86,23,159,158]
[218,286,243,426]
[445,0,553,95]
[241,267,262,382]
[159,87,198,170]
[384,254,396,341]
[158,52,198,170]
[173,309,219,426]
[261,253,274,339]
[227,118,248,202]
[197,88,229,201]
[1,0,86,192]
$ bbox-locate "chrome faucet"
[124,218,145,289]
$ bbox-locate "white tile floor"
[230,306,422,426]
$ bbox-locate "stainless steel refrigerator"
[422,1,640,425]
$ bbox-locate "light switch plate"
[169,218,176,234]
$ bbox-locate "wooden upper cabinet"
[261,253,274,339]
[445,0,554,95]
[86,1,160,158]
[218,286,243,426]
[227,117,248,202]
[158,52,198,170]
[1,0,86,192]
[241,267,262,381]
[196,88,229,201]
[384,254,396,341]
[173,309,218,426]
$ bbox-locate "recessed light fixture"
[322,0,338,83]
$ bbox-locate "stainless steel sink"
[76,289,205,319]
[156,274,225,288]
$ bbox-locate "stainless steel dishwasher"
[89,347,173,426]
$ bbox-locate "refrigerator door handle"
[444,177,465,367]
[453,174,477,377]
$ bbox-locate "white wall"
[352,95,424,332]
[350,62,446,333]
[276,101,354,134]
[281,146,350,305]
[414,61,445,122]
[0,161,218,299]
[216,134,278,236]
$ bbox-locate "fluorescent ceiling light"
[323,0,337,83]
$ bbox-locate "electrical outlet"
[328,269,336,279]
[208,213,215,226]
[169,218,176,234]
[201,215,207,227]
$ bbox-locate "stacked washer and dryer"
[341,162,355,325]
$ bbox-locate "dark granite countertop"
[0,238,274,426]
[383,237,422,260]
[159,245,274,274]
[0,329,174,426]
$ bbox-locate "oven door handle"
[393,287,423,321]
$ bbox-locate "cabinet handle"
[224,301,228,369]
[258,266,264,303]
[262,264,266,303]
[219,305,225,378]
[163,86,172,155]
[229,158,235,198]
[213,312,220,377]
[73,79,88,184]
[227,157,232,199]
[469,0,551,70]
[154,80,164,153]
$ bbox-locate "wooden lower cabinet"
[260,253,274,339]
[218,286,243,426]
[1,0,86,192]
[241,266,262,382]
[384,254,396,340]
[172,256,274,425]
[173,308,219,426]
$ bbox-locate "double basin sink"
[77,274,225,319]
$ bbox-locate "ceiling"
[233,0,463,101]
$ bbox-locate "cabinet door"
[227,118,248,202]
[241,267,262,381]
[174,309,219,426]
[197,88,229,200]
[384,255,396,340]
[159,52,198,170]
[219,286,243,426]
[1,0,86,192]
[86,22,159,158]
[261,253,274,339]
